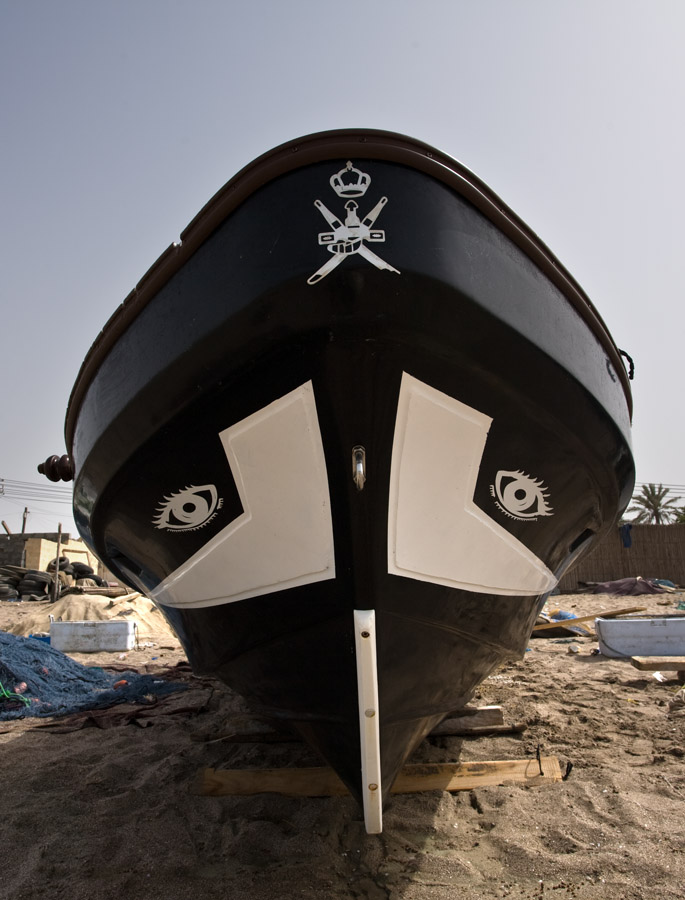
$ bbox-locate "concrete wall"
[25,537,99,573]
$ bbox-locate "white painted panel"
[152,382,335,608]
[388,373,557,595]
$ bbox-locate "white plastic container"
[50,620,136,653]
[595,616,685,658]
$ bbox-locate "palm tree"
[673,507,685,525]
[626,483,683,524]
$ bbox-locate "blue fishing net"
[0,631,186,720]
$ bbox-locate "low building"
[0,532,114,580]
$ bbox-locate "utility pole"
[21,507,29,534]
[52,523,62,603]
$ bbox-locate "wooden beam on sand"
[433,706,526,736]
[435,722,527,736]
[630,656,685,671]
[192,706,521,745]
[196,757,562,798]
[532,606,646,632]
[443,705,504,726]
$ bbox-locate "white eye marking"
[153,484,223,531]
[491,470,553,521]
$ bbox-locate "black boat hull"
[64,132,634,831]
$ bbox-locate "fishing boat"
[41,130,634,832]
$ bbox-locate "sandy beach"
[1,590,684,900]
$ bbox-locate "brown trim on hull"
[65,129,632,451]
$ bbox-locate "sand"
[1,591,684,900]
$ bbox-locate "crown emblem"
[330,161,371,198]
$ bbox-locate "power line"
[0,477,73,493]
[0,477,73,506]
[0,495,77,535]
[635,481,685,486]
[634,482,685,493]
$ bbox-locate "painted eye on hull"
[153,484,222,531]
[492,470,553,520]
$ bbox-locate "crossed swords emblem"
[307,170,400,285]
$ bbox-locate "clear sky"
[2,0,684,536]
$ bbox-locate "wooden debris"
[434,722,526,736]
[393,757,562,792]
[432,706,526,736]
[630,655,685,671]
[631,656,685,684]
[192,706,521,745]
[196,756,562,797]
[532,606,646,632]
[444,705,504,726]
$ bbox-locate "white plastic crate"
[50,619,136,653]
[595,616,685,658]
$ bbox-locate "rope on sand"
[0,680,31,708]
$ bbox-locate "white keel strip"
[354,609,382,834]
